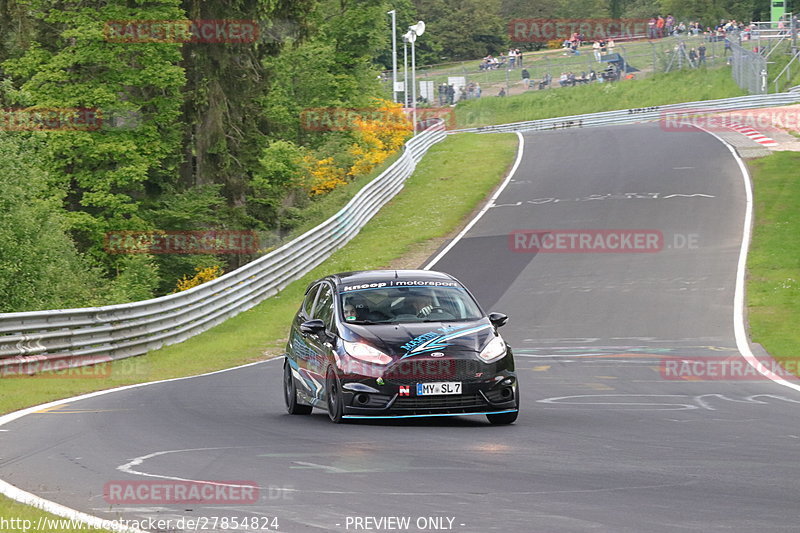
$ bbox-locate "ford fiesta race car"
[282,270,518,424]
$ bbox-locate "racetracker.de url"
[0,515,279,531]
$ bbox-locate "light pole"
[407,21,425,135]
[388,10,398,103]
[403,33,409,108]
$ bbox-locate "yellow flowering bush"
[306,156,348,196]
[305,99,412,196]
[348,100,412,177]
[174,265,223,292]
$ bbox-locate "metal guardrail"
[0,122,446,374]
[451,92,800,134]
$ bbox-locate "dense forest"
[0,0,790,312]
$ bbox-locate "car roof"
[328,269,461,290]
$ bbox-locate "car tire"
[284,360,312,415]
[487,386,519,425]
[326,367,344,423]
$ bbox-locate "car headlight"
[343,340,392,365]
[478,335,507,363]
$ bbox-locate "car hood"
[342,319,496,360]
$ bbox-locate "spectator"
[475,82,481,98]
[724,37,731,56]
[516,49,523,67]
[657,15,665,38]
[559,72,569,87]
[537,73,551,90]
[567,72,576,86]
[688,48,698,66]
[508,49,516,68]
[698,45,706,65]
[446,84,455,105]
[666,14,675,36]
[593,40,602,61]
[521,68,530,88]
[498,87,506,97]
[648,17,657,39]
[608,39,615,54]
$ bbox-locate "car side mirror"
[300,319,326,335]
[488,312,508,328]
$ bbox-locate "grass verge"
[0,132,518,530]
[746,152,800,370]
[455,67,746,128]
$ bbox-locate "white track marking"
[0,358,280,531]
[424,131,525,269]
[537,394,699,410]
[700,127,800,394]
[118,447,263,487]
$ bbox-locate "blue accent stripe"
[343,409,518,420]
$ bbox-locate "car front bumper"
[339,374,518,419]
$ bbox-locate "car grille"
[393,393,487,409]
[384,359,494,385]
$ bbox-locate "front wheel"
[326,367,344,423]
[284,360,312,415]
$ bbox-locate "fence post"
[651,42,657,73]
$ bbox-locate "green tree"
[414,0,508,62]
[1,0,186,269]
[0,134,108,312]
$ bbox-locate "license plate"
[416,382,462,396]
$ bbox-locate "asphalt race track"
[3,123,800,533]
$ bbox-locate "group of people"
[649,15,751,40]
[648,15,678,38]
[436,82,482,105]
[562,32,583,55]
[557,66,621,87]
[687,45,708,65]
[590,39,616,61]
[479,48,524,70]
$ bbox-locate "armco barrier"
[0,122,446,374]
[453,92,800,134]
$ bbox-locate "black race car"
[282,270,518,424]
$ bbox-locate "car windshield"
[339,285,483,324]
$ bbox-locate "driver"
[407,293,435,318]
[343,303,358,321]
